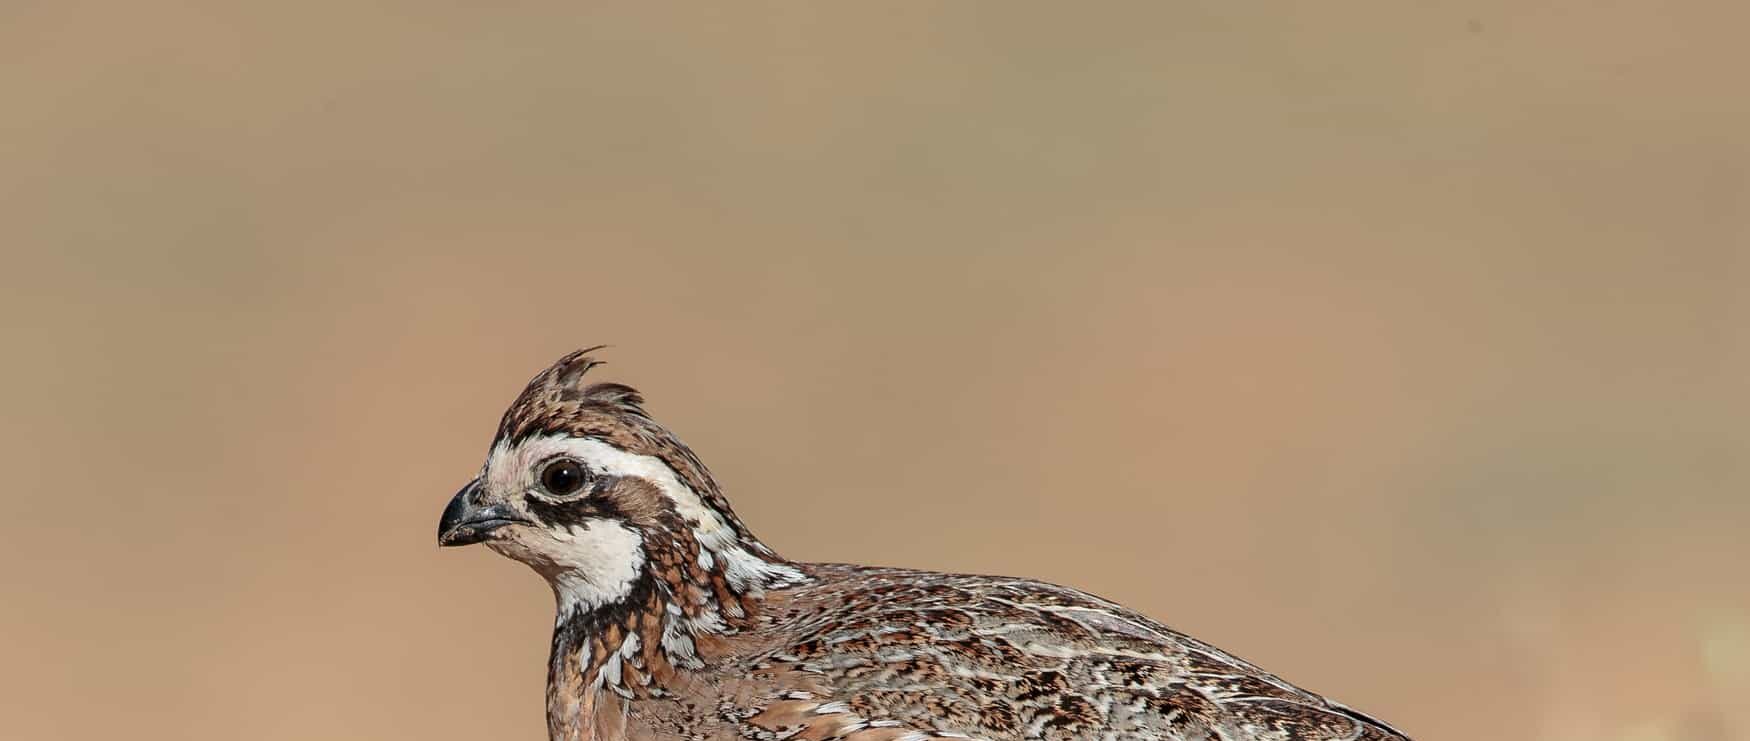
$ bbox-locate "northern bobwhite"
[438,349,1411,741]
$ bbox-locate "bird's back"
[671,563,1409,741]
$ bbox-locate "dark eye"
[539,459,587,496]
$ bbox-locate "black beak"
[438,479,529,547]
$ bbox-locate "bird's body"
[439,350,1409,741]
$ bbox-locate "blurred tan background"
[2,3,1746,740]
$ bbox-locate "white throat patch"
[542,519,645,617]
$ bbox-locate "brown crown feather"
[495,346,651,444]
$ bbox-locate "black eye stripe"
[525,475,620,526]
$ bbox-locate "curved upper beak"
[437,479,529,547]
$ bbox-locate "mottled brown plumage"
[438,349,1410,741]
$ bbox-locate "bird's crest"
[494,346,649,445]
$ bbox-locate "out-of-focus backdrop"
[3,4,1746,740]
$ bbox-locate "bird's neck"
[544,534,806,741]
